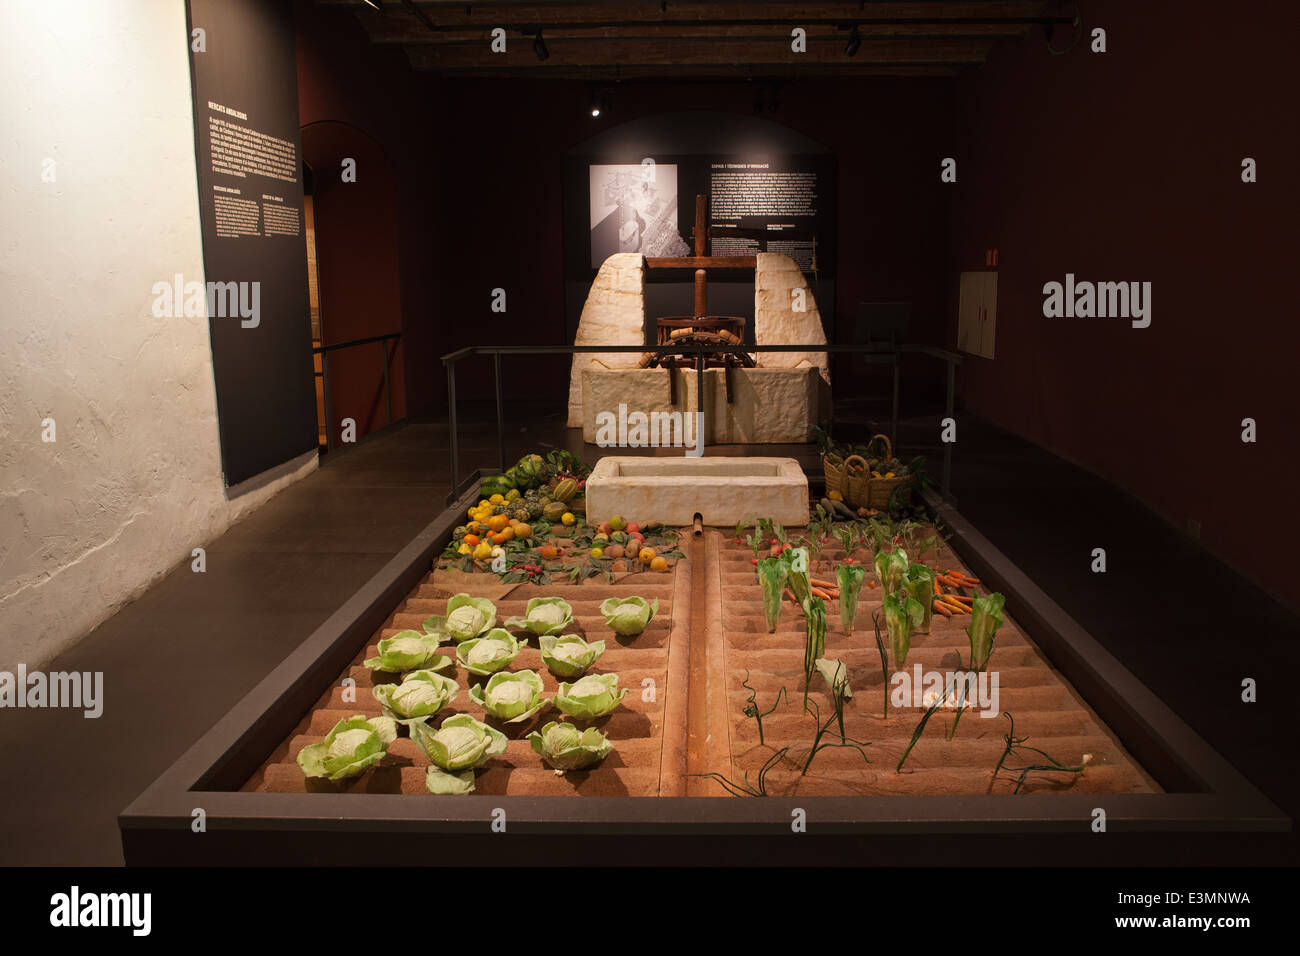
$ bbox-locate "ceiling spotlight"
[844,26,861,57]
[533,29,549,61]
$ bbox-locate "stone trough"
[584,456,808,527]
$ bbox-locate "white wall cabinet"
[957,271,998,359]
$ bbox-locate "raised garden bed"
[119,475,1287,866]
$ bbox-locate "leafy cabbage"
[469,669,550,723]
[371,669,459,724]
[297,715,397,781]
[363,630,451,674]
[504,597,574,637]
[555,673,626,720]
[599,596,659,636]
[455,628,521,676]
[444,593,497,642]
[539,634,605,678]
[527,720,614,771]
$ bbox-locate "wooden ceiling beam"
[318,0,1055,30]
[406,36,994,68]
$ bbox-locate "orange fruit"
[639,547,656,565]
[464,534,480,547]
[487,514,508,533]
[650,556,668,572]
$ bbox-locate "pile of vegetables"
[443,451,685,583]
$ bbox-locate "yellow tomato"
[561,512,576,526]
[489,493,505,505]
[639,547,656,565]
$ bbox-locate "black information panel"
[186,0,316,486]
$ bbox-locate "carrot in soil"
[809,578,839,589]
[810,586,835,601]
[933,602,953,618]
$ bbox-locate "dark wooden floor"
[0,401,1294,865]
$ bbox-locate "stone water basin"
[584,456,808,526]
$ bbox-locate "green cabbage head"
[469,669,550,723]
[505,597,573,637]
[371,669,460,723]
[539,634,605,678]
[555,673,627,719]
[455,628,521,676]
[599,596,659,636]
[444,593,497,642]
[411,713,507,794]
[527,720,613,771]
[364,630,451,673]
[297,715,397,781]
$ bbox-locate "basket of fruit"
[862,434,914,509]
[823,452,871,509]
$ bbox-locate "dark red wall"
[947,0,1300,605]
[295,0,438,422]
[424,76,957,401]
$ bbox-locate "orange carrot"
[809,578,839,589]
[810,586,835,601]
[933,602,953,618]
[934,579,944,595]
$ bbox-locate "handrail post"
[381,339,392,426]
[322,351,334,452]
[494,352,504,473]
[447,361,459,495]
[942,358,955,502]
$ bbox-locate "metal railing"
[440,342,960,504]
[314,332,402,451]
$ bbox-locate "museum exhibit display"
[2,0,1297,925]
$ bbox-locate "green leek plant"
[801,596,828,711]
[882,592,924,671]
[895,591,1005,771]
[948,593,1005,738]
[757,555,791,633]
[800,695,871,776]
[905,564,936,634]
[836,563,866,634]
[875,548,909,597]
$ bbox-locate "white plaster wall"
[0,1,316,670]
[566,253,646,427]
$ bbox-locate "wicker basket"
[824,453,871,509]
[863,434,913,509]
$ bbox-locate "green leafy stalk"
[836,564,866,633]
[874,548,909,597]
[787,560,812,609]
[801,596,827,710]
[949,593,1005,739]
[905,564,936,634]
[757,555,791,633]
[895,671,961,773]
[871,609,890,718]
[882,592,924,671]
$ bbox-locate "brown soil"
[242,567,687,796]
[709,531,1160,796]
[243,526,1159,798]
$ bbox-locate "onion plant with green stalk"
[740,670,787,746]
[836,563,866,634]
[870,609,891,717]
[757,555,791,634]
[686,747,791,796]
[800,685,871,775]
[993,712,1092,793]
